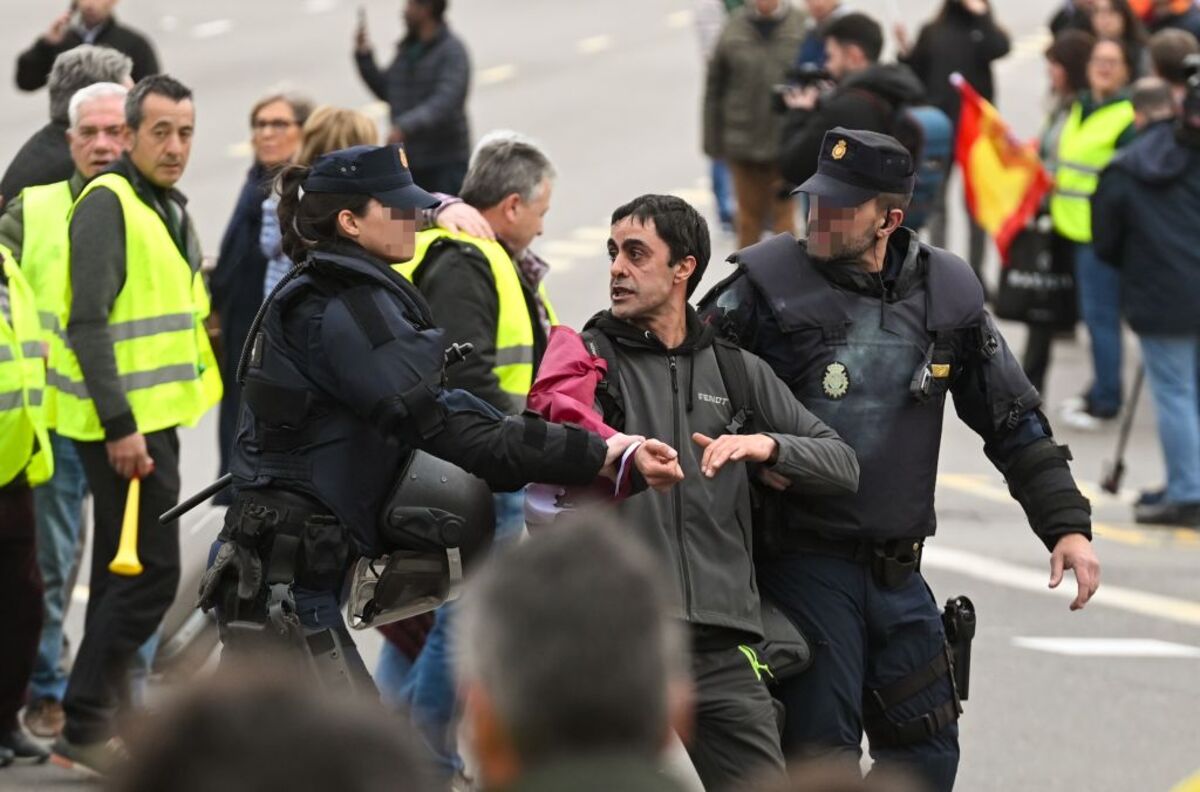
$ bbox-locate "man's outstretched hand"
[1050,533,1101,611]
[692,433,777,478]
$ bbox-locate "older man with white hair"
[1,46,133,209]
[0,81,129,745]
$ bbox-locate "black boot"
[1134,501,1200,527]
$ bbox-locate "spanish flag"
[953,74,1051,264]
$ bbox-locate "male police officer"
[699,128,1100,792]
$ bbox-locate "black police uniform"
[698,129,1092,792]
[200,146,609,690]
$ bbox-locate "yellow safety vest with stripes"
[52,172,222,441]
[19,179,75,428]
[393,229,558,398]
[0,247,53,487]
[1049,98,1134,243]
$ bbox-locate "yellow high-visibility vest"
[1050,98,1134,243]
[0,247,53,486]
[19,179,75,428]
[394,229,558,398]
[53,172,221,441]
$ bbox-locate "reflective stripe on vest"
[1049,99,1134,243]
[20,179,76,429]
[0,249,53,486]
[52,173,222,441]
[394,229,558,397]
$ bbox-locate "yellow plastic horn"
[109,477,144,577]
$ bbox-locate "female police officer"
[198,145,643,689]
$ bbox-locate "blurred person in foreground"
[108,667,436,792]
[355,0,472,194]
[704,0,806,247]
[1092,77,1200,527]
[1148,27,1200,106]
[1021,29,1097,394]
[14,0,158,93]
[209,91,313,504]
[0,45,132,209]
[0,82,130,745]
[1050,37,1136,430]
[50,74,221,775]
[457,519,692,792]
[895,0,1011,285]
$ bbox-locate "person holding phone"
[15,0,159,93]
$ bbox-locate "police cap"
[304,144,439,211]
[793,127,915,207]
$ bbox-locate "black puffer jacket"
[1092,120,1200,336]
[780,64,925,187]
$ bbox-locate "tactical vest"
[736,233,985,540]
[393,229,557,397]
[0,248,53,487]
[1050,99,1134,243]
[232,249,447,556]
[53,173,222,441]
[20,179,74,428]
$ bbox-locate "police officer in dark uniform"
[197,145,645,691]
[698,128,1101,791]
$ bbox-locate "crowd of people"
[0,0,1193,790]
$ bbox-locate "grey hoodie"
[584,309,859,639]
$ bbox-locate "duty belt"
[788,533,924,590]
[225,488,342,586]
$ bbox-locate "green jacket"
[498,755,689,792]
[703,5,807,162]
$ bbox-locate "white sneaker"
[1058,399,1114,432]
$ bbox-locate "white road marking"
[72,584,88,604]
[666,10,694,29]
[1012,637,1200,658]
[192,19,233,39]
[160,15,179,33]
[577,35,612,55]
[189,506,227,538]
[304,0,339,13]
[923,545,1200,627]
[478,64,517,86]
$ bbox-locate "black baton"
[159,473,234,525]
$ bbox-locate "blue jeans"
[30,432,89,702]
[1139,335,1200,503]
[376,489,527,776]
[710,159,735,225]
[759,556,960,792]
[1075,244,1124,415]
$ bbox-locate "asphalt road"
[0,0,1197,789]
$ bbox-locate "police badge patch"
[822,362,850,399]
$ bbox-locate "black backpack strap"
[712,338,754,435]
[580,328,625,432]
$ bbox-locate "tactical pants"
[686,644,786,792]
[64,429,181,744]
[758,554,960,792]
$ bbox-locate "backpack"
[852,90,954,231]
[579,329,755,437]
